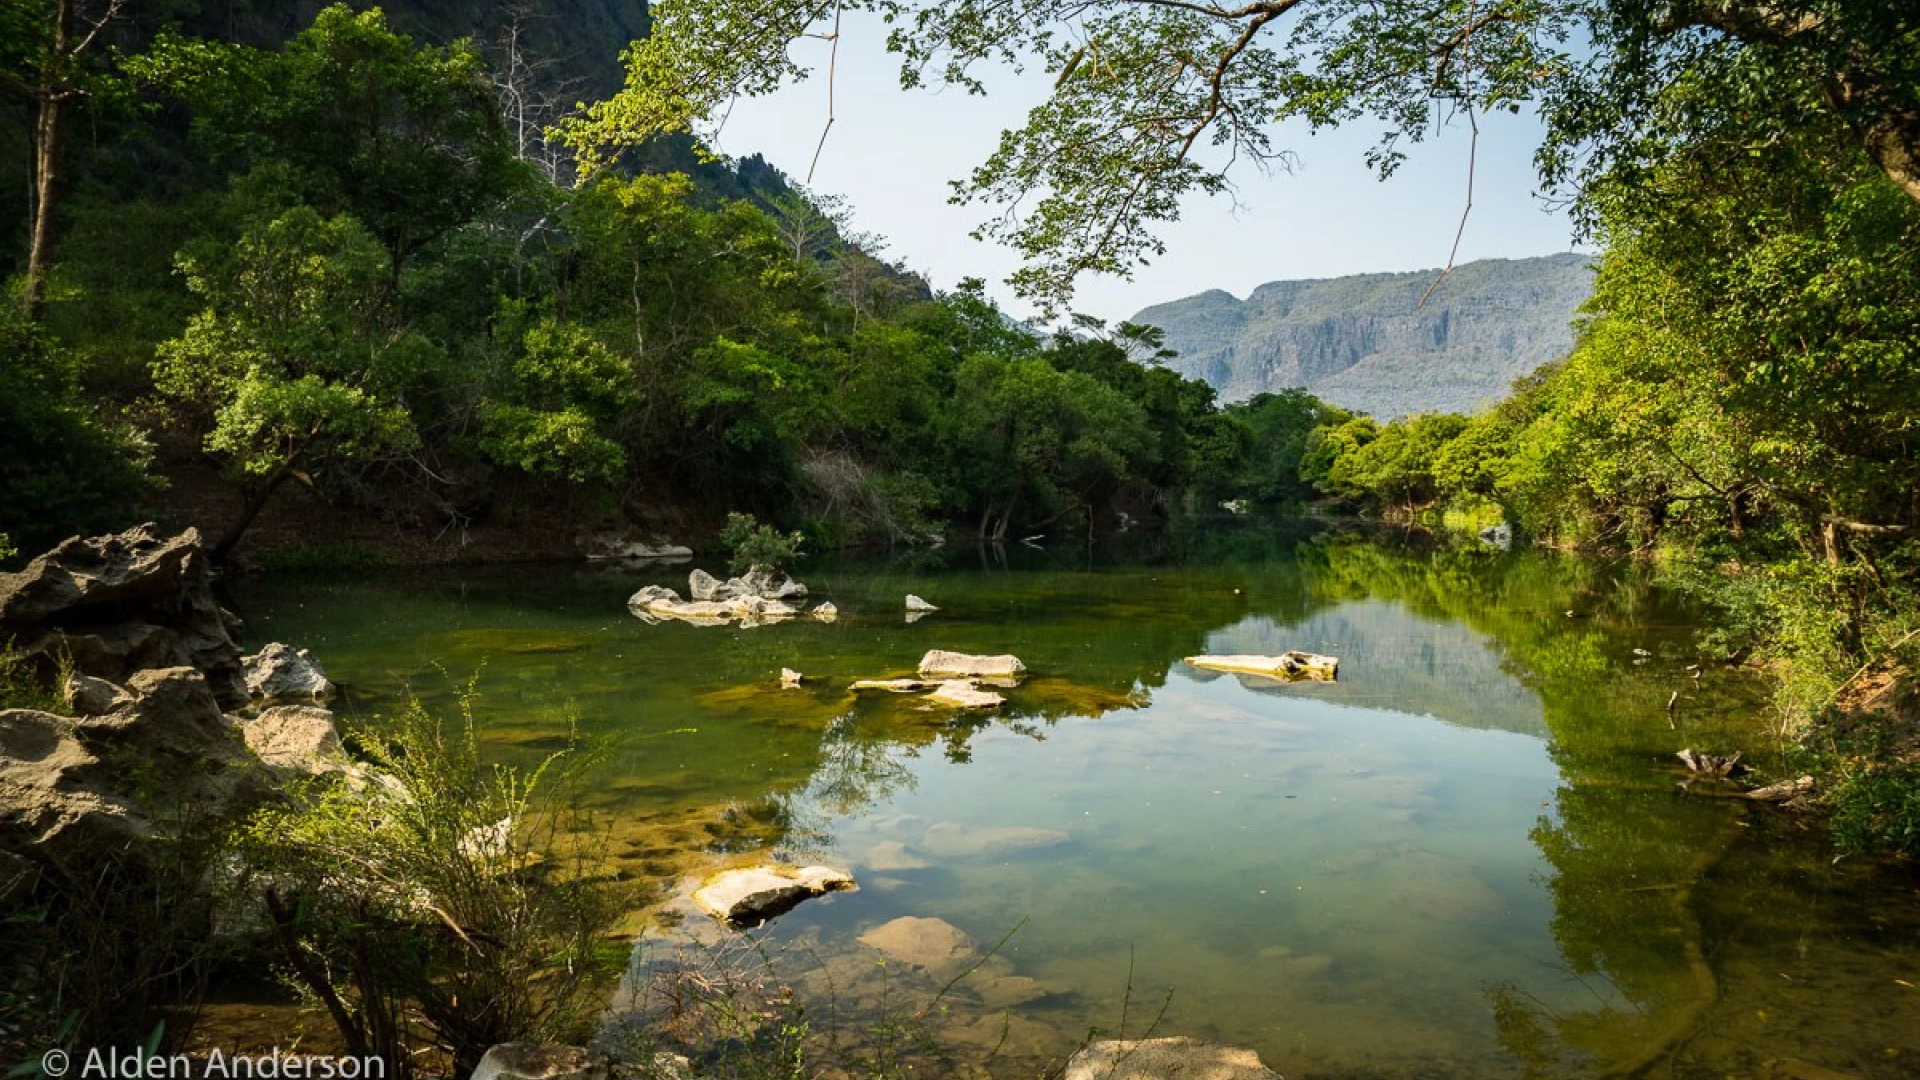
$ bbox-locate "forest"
[2,1,1919,1075]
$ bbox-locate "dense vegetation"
[0,3,1346,562]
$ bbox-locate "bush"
[718,512,805,576]
[236,691,630,1079]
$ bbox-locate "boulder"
[628,585,683,609]
[469,1044,607,1080]
[1063,1038,1282,1080]
[0,524,248,708]
[242,705,348,777]
[810,601,839,623]
[740,568,807,600]
[1185,652,1338,681]
[0,708,150,862]
[926,680,1004,709]
[904,594,939,613]
[243,642,336,701]
[687,568,735,602]
[691,863,856,927]
[918,650,1026,680]
[62,673,132,716]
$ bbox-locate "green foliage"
[237,694,628,1079]
[0,304,149,551]
[719,512,805,576]
[254,540,396,574]
[1829,760,1920,857]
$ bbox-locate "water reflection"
[236,526,1920,1078]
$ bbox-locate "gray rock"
[740,568,807,600]
[691,864,856,927]
[62,673,132,716]
[242,705,347,777]
[469,1044,606,1080]
[917,821,1068,859]
[687,568,731,602]
[0,524,248,708]
[810,601,838,623]
[1063,1037,1282,1080]
[918,650,1025,679]
[243,642,336,701]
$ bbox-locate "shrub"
[718,512,805,576]
[236,692,630,1079]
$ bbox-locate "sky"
[710,13,1583,326]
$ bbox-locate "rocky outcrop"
[242,704,350,778]
[1186,652,1338,681]
[628,574,820,628]
[1063,1037,1282,1080]
[691,863,856,927]
[689,568,807,603]
[243,642,335,701]
[0,524,248,708]
[918,651,1025,680]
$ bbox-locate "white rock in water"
[926,680,1004,709]
[850,678,931,692]
[904,594,939,612]
[919,650,1026,679]
[779,668,803,689]
[243,642,336,701]
[1185,651,1338,681]
[692,864,856,926]
[1063,1038,1281,1080]
[811,601,838,622]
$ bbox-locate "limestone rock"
[1063,1037,1282,1080]
[904,594,938,613]
[850,678,931,693]
[688,569,733,602]
[864,839,931,871]
[692,863,856,927]
[1185,651,1338,681]
[62,673,132,716]
[926,680,1004,709]
[810,601,838,623]
[741,568,808,600]
[0,524,248,708]
[0,708,149,861]
[917,821,1068,859]
[779,668,803,689]
[242,705,347,777]
[469,1044,606,1080]
[243,642,336,701]
[918,650,1026,679]
[857,915,979,980]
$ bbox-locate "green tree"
[154,205,429,559]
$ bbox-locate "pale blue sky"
[711,14,1582,325]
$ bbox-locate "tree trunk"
[22,0,75,315]
[1863,116,1920,204]
[213,459,298,563]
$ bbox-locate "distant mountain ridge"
[1131,253,1594,418]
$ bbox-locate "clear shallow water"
[235,528,1920,1079]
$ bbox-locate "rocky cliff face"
[1131,253,1594,419]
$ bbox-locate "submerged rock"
[925,680,1004,709]
[857,915,980,979]
[918,650,1026,679]
[243,642,336,701]
[850,678,932,693]
[692,863,856,927]
[1063,1037,1281,1080]
[917,821,1068,859]
[1186,651,1338,681]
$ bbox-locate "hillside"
[1131,254,1595,418]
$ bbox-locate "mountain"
[1130,253,1595,419]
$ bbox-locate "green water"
[234,527,1920,1079]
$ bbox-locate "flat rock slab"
[857,915,980,979]
[242,704,346,776]
[918,650,1026,679]
[918,821,1069,859]
[864,839,931,870]
[692,864,856,927]
[1064,1037,1283,1080]
[926,680,1005,709]
[1185,651,1338,681]
[851,678,932,693]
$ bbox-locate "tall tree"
[7,0,131,314]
